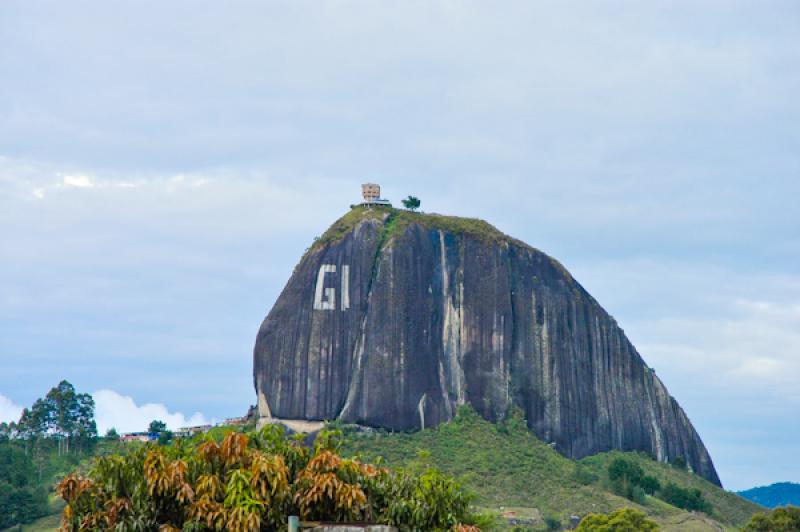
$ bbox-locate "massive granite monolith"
[254,207,721,485]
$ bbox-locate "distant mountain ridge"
[738,482,800,508]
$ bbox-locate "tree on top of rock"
[401,195,421,211]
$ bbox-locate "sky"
[1,1,798,491]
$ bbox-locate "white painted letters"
[313,264,350,311]
[341,265,350,310]
[313,264,337,310]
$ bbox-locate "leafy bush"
[58,427,478,531]
[544,514,561,530]
[669,457,687,471]
[575,508,659,531]
[608,458,644,486]
[658,482,711,513]
[607,458,647,503]
[573,463,599,486]
[638,475,661,495]
[743,505,800,531]
[606,457,660,502]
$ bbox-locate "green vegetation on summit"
[311,206,531,254]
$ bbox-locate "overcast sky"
[1,1,798,491]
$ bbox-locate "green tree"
[659,482,711,513]
[639,475,661,495]
[0,422,15,441]
[608,457,644,485]
[105,427,120,440]
[743,506,800,532]
[576,508,659,531]
[401,195,421,211]
[608,457,646,502]
[16,380,97,454]
[148,419,167,434]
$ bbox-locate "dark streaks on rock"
[253,208,720,486]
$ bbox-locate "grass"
[310,205,390,252]
[580,451,763,528]
[307,206,577,287]
[311,206,529,253]
[340,407,760,531]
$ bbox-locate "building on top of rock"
[361,183,392,207]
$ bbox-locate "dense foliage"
[58,426,480,531]
[575,508,659,531]
[0,380,101,528]
[0,442,49,528]
[607,457,660,503]
[605,457,710,513]
[657,481,711,513]
[742,505,800,531]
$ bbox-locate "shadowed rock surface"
[253,207,721,485]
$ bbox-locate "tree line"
[0,380,98,528]
[1,380,97,454]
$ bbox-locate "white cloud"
[63,174,93,188]
[730,357,782,379]
[0,394,23,424]
[632,295,800,404]
[92,389,209,434]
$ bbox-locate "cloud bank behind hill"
[0,394,23,424]
[0,389,209,435]
[92,389,209,434]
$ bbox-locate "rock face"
[254,207,721,485]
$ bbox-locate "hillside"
[340,407,760,531]
[738,482,800,509]
[255,205,720,484]
[10,413,761,531]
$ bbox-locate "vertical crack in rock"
[418,393,427,430]
[339,215,392,420]
[439,230,464,415]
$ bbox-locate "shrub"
[669,457,687,470]
[573,463,599,486]
[608,458,644,486]
[658,482,711,514]
[607,458,648,503]
[544,514,561,530]
[57,427,478,531]
[576,508,659,531]
[639,475,661,495]
[743,505,800,532]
